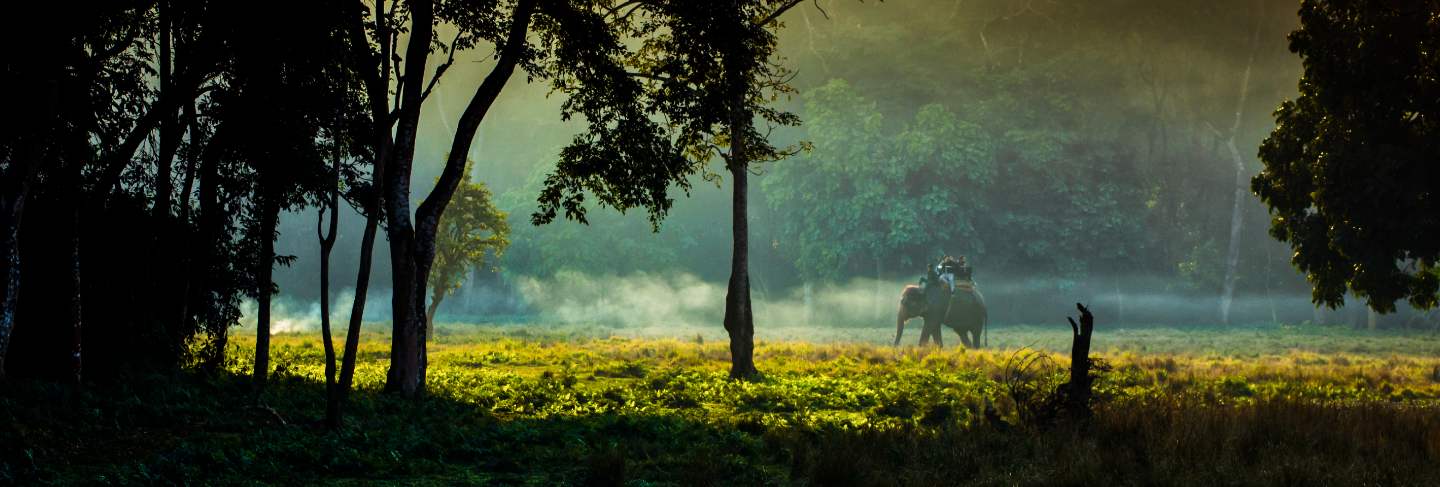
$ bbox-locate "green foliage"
[1253,0,1440,312]
[535,1,809,230]
[765,75,1147,282]
[427,160,510,311]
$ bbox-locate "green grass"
[4,323,1440,485]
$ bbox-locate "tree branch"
[420,29,464,104]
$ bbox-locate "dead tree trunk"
[253,194,278,390]
[1216,13,1261,326]
[1063,303,1095,420]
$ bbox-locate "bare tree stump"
[1063,302,1095,420]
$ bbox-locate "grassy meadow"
[5,322,1440,485]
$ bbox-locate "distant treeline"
[487,0,1307,301]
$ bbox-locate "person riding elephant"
[894,255,988,348]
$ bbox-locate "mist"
[248,0,1434,337]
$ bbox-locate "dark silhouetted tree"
[535,1,841,380]
[383,0,693,397]
[1253,0,1440,313]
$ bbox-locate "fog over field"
[248,0,1437,339]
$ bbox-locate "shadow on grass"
[3,368,1440,486]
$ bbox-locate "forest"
[2,0,1438,484]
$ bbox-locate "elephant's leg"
[955,327,973,348]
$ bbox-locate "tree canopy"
[1253,0,1440,312]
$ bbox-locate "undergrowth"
[3,325,1439,485]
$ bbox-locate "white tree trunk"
[1217,20,1259,326]
[1219,137,1246,325]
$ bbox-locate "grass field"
[5,322,1440,485]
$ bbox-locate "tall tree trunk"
[381,0,435,397]
[411,0,535,391]
[0,142,41,380]
[387,0,534,396]
[724,161,757,380]
[175,98,200,334]
[1218,136,1246,325]
[722,37,759,379]
[335,196,381,424]
[252,195,277,389]
[154,0,178,218]
[68,203,82,384]
[0,50,58,380]
[196,129,226,372]
[333,0,395,425]
[0,211,24,381]
[1217,13,1260,326]
[67,150,84,384]
[318,156,340,429]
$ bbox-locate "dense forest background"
[252,0,1386,328]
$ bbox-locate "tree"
[3,2,236,380]
[383,0,695,396]
[569,0,815,379]
[425,161,510,330]
[206,0,363,390]
[1253,0,1440,313]
[0,17,62,379]
[317,149,342,429]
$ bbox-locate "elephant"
[894,285,928,346]
[894,280,988,348]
